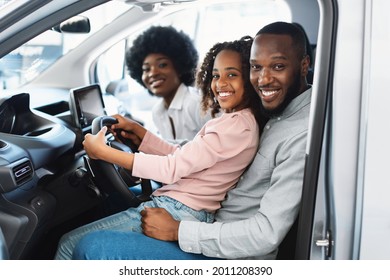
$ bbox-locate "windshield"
[0,0,17,10]
[0,1,130,90]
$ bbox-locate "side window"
[95,40,127,87]
[194,1,291,59]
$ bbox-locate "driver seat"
[276,216,299,259]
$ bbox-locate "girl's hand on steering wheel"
[83,126,109,160]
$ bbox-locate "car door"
[297,0,390,260]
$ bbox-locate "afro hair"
[125,26,198,93]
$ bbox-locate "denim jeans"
[54,195,214,260]
[72,231,216,260]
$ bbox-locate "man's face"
[250,34,308,117]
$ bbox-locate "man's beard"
[259,74,301,118]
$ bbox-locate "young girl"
[54,36,265,259]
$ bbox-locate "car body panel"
[301,0,390,260]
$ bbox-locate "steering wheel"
[84,116,152,207]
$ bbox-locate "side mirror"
[52,15,90,34]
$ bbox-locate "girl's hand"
[83,126,109,160]
[83,125,135,170]
[111,114,147,145]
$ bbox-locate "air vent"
[12,160,33,185]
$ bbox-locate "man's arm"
[177,132,307,259]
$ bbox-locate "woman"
[126,25,211,140]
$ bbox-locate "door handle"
[315,230,332,258]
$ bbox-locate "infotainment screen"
[69,84,106,129]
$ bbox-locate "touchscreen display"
[69,84,106,129]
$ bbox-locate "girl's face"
[211,49,246,113]
[141,53,181,105]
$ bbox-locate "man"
[71,21,312,260]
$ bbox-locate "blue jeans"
[73,231,216,260]
[54,196,214,260]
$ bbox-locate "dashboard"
[0,93,76,171]
[0,90,102,259]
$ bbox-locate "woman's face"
[141,53,181,105]
[211,49,246,112]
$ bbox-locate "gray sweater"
[178,87,312,259]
